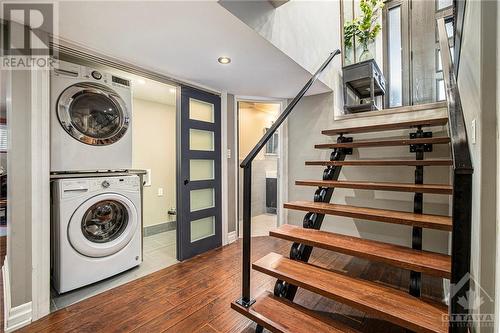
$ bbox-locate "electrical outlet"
[471,119,476,144]
[157,187,164,196]
[227,149,231,159]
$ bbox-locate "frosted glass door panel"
[190,216,215,242]
[190,188,215,212]
[190,129,214,151]
[189,98,214,123]
[190,159,214,181]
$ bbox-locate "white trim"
[227,231,237,244]
[277,99,289,228]
[233,96,288,237]
[221,91,229,246]
[3,261,33,333]
[30,68,51,321]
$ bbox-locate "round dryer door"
[68,193,138,258]
[57,82,129,146]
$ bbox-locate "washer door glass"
[68,193,138,258]
[57,83,129,146]
[81,200,128,243]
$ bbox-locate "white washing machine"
[50,61,133,172]
[51,175,142,293]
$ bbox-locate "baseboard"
[3,260,32,332]
[227,231,237,244]
[443,278,450,305]
[143,220,176,237]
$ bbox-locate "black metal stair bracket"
[274,135,352,301]
[409,126,425,298]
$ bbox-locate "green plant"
[344,21,357,50]
[344,0,384,51]
[355,0,384,48]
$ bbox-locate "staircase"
[232,18,472,333]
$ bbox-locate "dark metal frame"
[437,17,473,333]
[274,135,351,301]
[177,86,222,261]
[235,50,341,309]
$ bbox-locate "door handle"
[184,179,189,185]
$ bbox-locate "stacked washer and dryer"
[50,61,142,293]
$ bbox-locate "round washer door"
[68,193,138,258]
[57,82,130,146]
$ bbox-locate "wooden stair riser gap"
[284,201,452,231]
[315,137,451,149]
[295,180,452,195]
[270,225,451,278]
[321,117,448,136]
[305,160,453,167]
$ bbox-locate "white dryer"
[51,175,142,293]
[50,61,133,172]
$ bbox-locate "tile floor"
[239,213,277,237]
[51,230,178,311]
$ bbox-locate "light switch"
[227,149,231,159]
[158,187,164,196]
[471,119,476,144]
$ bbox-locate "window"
[387,5,403,107]
[264,128,278,155]
[436,0,453,11]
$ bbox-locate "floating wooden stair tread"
[270,224,451,278]
[295,180,453,195]
[254,253,448,333]
[305,159,453,166]
[315,136,450,149]
[284,201,452,231]
[231,291,359,333]
[322,117,448,136]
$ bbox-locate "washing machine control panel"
[90,176,140,190]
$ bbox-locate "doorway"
[237,100,284,238]
[131,76,179,268]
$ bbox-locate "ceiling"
[53,1,330,98]
[239,102,280,115]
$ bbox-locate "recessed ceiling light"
[218,56,231,64]
[169,88,176,93]
[137,79,146,85]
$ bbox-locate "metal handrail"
[236,50,340,307]
[241,50,340,168]
[437,18,473,174]
[437,17,473,333]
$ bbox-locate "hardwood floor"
[18,236,445,333]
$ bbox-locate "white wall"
[220,0,340,90]
[287,92,451,252]
[7,69,33,307]
[220,0,382,117]
[132,98,176,227]
[458,1,498,332]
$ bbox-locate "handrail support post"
[236,163,255,308]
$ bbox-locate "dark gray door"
[177,86,222,261]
